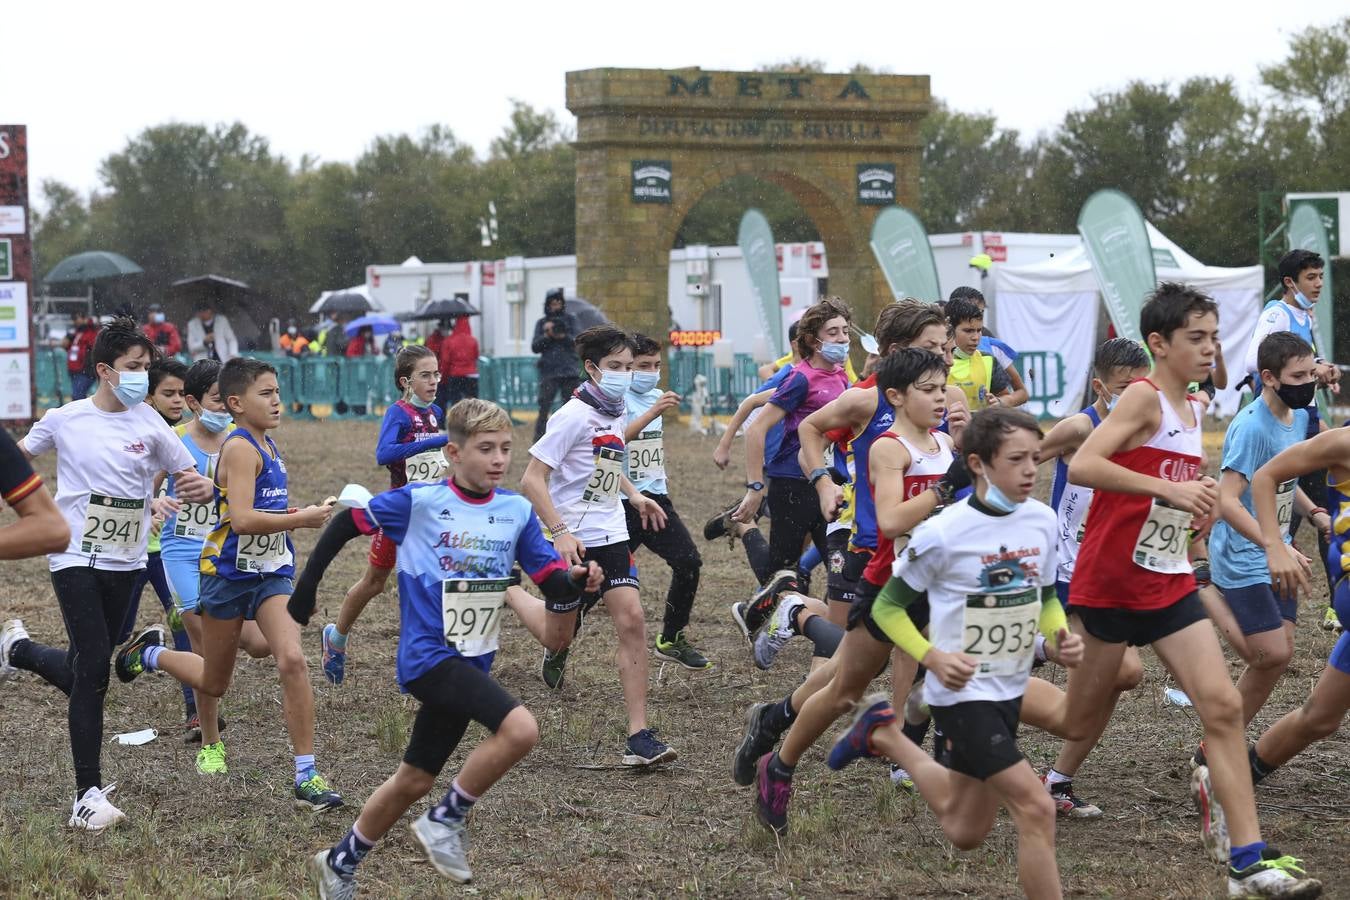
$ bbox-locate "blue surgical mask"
[630,371,659,394]
[595,370,632,400]
[407,393,432,409]
[1293,291,1314,311]
[1105,392,1120,412]
[820,341,850,365]
[982,481,1023,513]
[197,409,233,433]
[110,369,149,407]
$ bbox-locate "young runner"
[307,398,603,896]
[623,333,710,669]
[519,324,677,766]
[826,406,1081,900]
[115,357,344,809]
[946,297,1011,413]
[1033,337,1150,817]
[730,297,853,639]
[1065,283,1321,898]
[1243,418,1350,787]
[0,318,214,831]
[1207,333,1325,730]
[312,346,449,684]
[950,286,1029,407]
[746,348,958,830]
[160,359,271,750]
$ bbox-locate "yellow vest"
[948,350,992,411]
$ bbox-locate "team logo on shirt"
[122,441,147,454]
[439,508,455,520]
[977,545,1042,589]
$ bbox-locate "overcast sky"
[7,0,1333,209]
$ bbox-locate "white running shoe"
[410,811,472,883]
[0,618,28,682]
[308,848,358,899]
[902,679,929,727]
[68,783,127,832]
[1191,765,1229,864]
[1227,849,1323,898]
[752,593,804,670]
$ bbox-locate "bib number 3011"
[81,494,145,558]
[442,577,508,655]
[963,589,1040,677]
[1132,500,1192,574]
[582,445,624,506]
[236,531,292,574]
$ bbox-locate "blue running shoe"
[827,693,896,771]
[322,624,346,685]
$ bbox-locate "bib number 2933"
[81,494,145,558]
[236,532,292,574]
[1132,500,1191,574]
[442,577,508,655]
[582,445,624,505]
[963,589,1040,677]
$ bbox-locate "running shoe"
[1192,764,1230,864]
[730,602,753,644]
[702,501,741,541]
[743,570,799,634]
[541,646,569,690]
[1191,740,1207,771]
[1322,606,1342,633]
[68,783,126,832]
[308,848,357,900]
[654,631,712,670]
[889,764,915,791]
[195,741,228,775]
[0,618,29,682]
[410,811,472,883]
[114,625,165,683]
[1227,849,1323,898]
[902,679,930,727]
[826,693,896,770]
[295,770,345,812]
[753,594,804,670]
[733,702,778,787]
[167,604,185,635]
[753,753,793,834]
[1041,774,1102,818]
[322,624,346,685]
[623,728,677,766]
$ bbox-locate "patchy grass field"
[2,414,1348,899]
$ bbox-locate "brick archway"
[566,67,930,343]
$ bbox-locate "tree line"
[33,17,1349,317]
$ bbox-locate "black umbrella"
[565,297,610,331]
[400,297,480,321]
[167,273,262,347]
[43,250,143,285]
[314,291,375,315]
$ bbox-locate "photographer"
[531,288,580,439]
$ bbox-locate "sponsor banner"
[631,160,672,204]
[869,206,941,302]
[669,330,721,348]
[0,282,26,349]
[0,352,30,420]
[0,238,10,279]
[1289,202,1336,365]
[738,209,785,357]
[1077,189,1155,344]
[856,163,896,205]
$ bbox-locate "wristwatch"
[745,481,765,492]
[808,467,831,485]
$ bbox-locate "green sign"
[0,239,9,280]
[1151,247,1179,270]
[1290,198,1339,257]
[869,206,941,302]
[738,209,784,357]
[856,163,896,205]
[1289,202,1335,363]
[631,160,672,204]
[1078,189,1155,344]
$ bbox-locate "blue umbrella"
[344,314,401,337]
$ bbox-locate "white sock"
[1045,768,1072,787]
[1033,634,1048,663]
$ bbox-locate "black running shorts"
[1068,591,1207,647]
[931,698,1025,781]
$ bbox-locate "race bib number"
[235,530,292,574]
[405,449,447,484]
[627,431,666,483]
[1275,479,1296,539]
[963,588,1040,677]
[81,494,146,559]
[582,445,624,506]
[441,577,508,655]
[1132,500,1192,574]
[173,501,216,540]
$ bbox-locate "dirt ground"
[1,414,1347,899]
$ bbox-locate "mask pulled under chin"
[952,347,972,360]
[982,482,1023,513]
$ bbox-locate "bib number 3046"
[442,578,508,654]
[1133,500,1192,574]
[81,494,145,558]
[963,589,1040,677]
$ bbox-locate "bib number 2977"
[442,578,508,652]
[1132,500,1191,574]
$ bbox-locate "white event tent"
[990,222,1263,418]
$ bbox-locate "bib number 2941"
[1133,500,1191,574]
[81,494,145,558]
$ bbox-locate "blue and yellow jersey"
[1330,472,1350,589]
[200,428,294,581]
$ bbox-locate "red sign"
[669,330,722,347]
[0,124,33,423]
[988,245,1008,263]
[481,262,495,286]
[775,245,783,271]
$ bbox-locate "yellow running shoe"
[196,741,228,775]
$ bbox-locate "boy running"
[115,357,344,809]
[946,297,1012,413]
[1065,283,1321,898]
[1,318,214,831]
[307,399,603,896]
[623,333,710,669]
[519,324,676,766]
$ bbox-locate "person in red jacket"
[63,311,100,400]
[143,304,183,357]
[440,316,479,407]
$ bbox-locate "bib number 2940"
[236,532,291,574]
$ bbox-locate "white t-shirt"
[528,396,629,547]
[22,399,195,572]
[893,497,1058,707]
[1243,301,1316,383]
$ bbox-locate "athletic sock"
[1231,840,1267,871]
[901,717,931,747]
[328,626,349,650]
[141,645,164,671]
[430,779,478,824]
[763,694,797,734]
[295,754,316,785]
[1044,768,1072,787]
[1249,746,1277,785]
[767,751,795,780]
[327,824,374,879]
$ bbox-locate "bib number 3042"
[81,494,145,558]
[963,588,1040,677]
[442,577,508,654]
[582,445,624,506]
[1132,500,1192,574]
[236,531,292,574]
